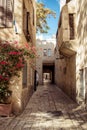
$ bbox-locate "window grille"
[0,0,14,27]
[69,14,74,40]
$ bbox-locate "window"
[43,49,47,56]
[30,68,33,86]
[33,7,34,26]
[69,14,74,40]
[26,12,29,34]
[48,49,51,56]
[23,2,31,42]
[79,69,85,99]
[0,0,14,27]
[22,62,27,88]
[58,14,62,28]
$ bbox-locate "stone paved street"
[0,83,87,130]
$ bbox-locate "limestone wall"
[36,39,55,84]
[76,0,87,103]
[0,0,36,114]
[55,0,77,101]
[56,0,87,104]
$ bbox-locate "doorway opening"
[43,63,55,84]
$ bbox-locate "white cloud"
[36,34,56,45]
[60,0,66,10]
[36,34,44,40]
[56,0,66,10]
[45,35,56,46]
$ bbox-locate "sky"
[36,0,66,40]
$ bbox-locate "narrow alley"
[1,0,87,130]
[0,83,87,130]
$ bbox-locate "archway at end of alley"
[42,62,55,84]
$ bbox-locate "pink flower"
[14,41,18,44]
[31,46,36,54]
[8,51,21,55]
[16,63,24,68]
[25,43,30,48]
[0,75,3,79]
[4,77,9,81]
[0,61,7,65]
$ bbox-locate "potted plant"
[0,86,12,116]
[0,40,36,116]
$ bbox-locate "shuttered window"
[69,14,74,40]
[33,7,34,26]
[23,2,31,42]
[26,12,29,34]
[22,62,27,88]
[0,0,14,28]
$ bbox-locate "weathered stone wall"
[76,0,87,103]
[0,0,36,114]
[36,39,55,84]
[56,0,87,104]
[55,0,77,101]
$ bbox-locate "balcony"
[57,1,76,57]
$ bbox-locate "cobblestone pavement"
[0,83,87,130]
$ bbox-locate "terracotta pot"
[0,103,12,116]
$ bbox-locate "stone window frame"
[23,2,31,42]
[69,13,75,40]
[0,0,14,28]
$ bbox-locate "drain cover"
[47,111,63,117]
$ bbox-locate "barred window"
[69,14,74,40]
[0,0,14,27]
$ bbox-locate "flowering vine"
[0,41,36,103]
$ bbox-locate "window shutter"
[6,0,14,27]
[0,0,13,28]
[22,62,27,88]
[23,8,27,34]
[26,12,29,34]
[0,0,6,27]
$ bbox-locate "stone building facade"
[55,0,87,105]
[0,0,36,114]
[36,39,55,85]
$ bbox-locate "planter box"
[0,103,12,116]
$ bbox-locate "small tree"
[36,2,56,33]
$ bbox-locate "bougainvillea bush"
[0,41,36,103]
